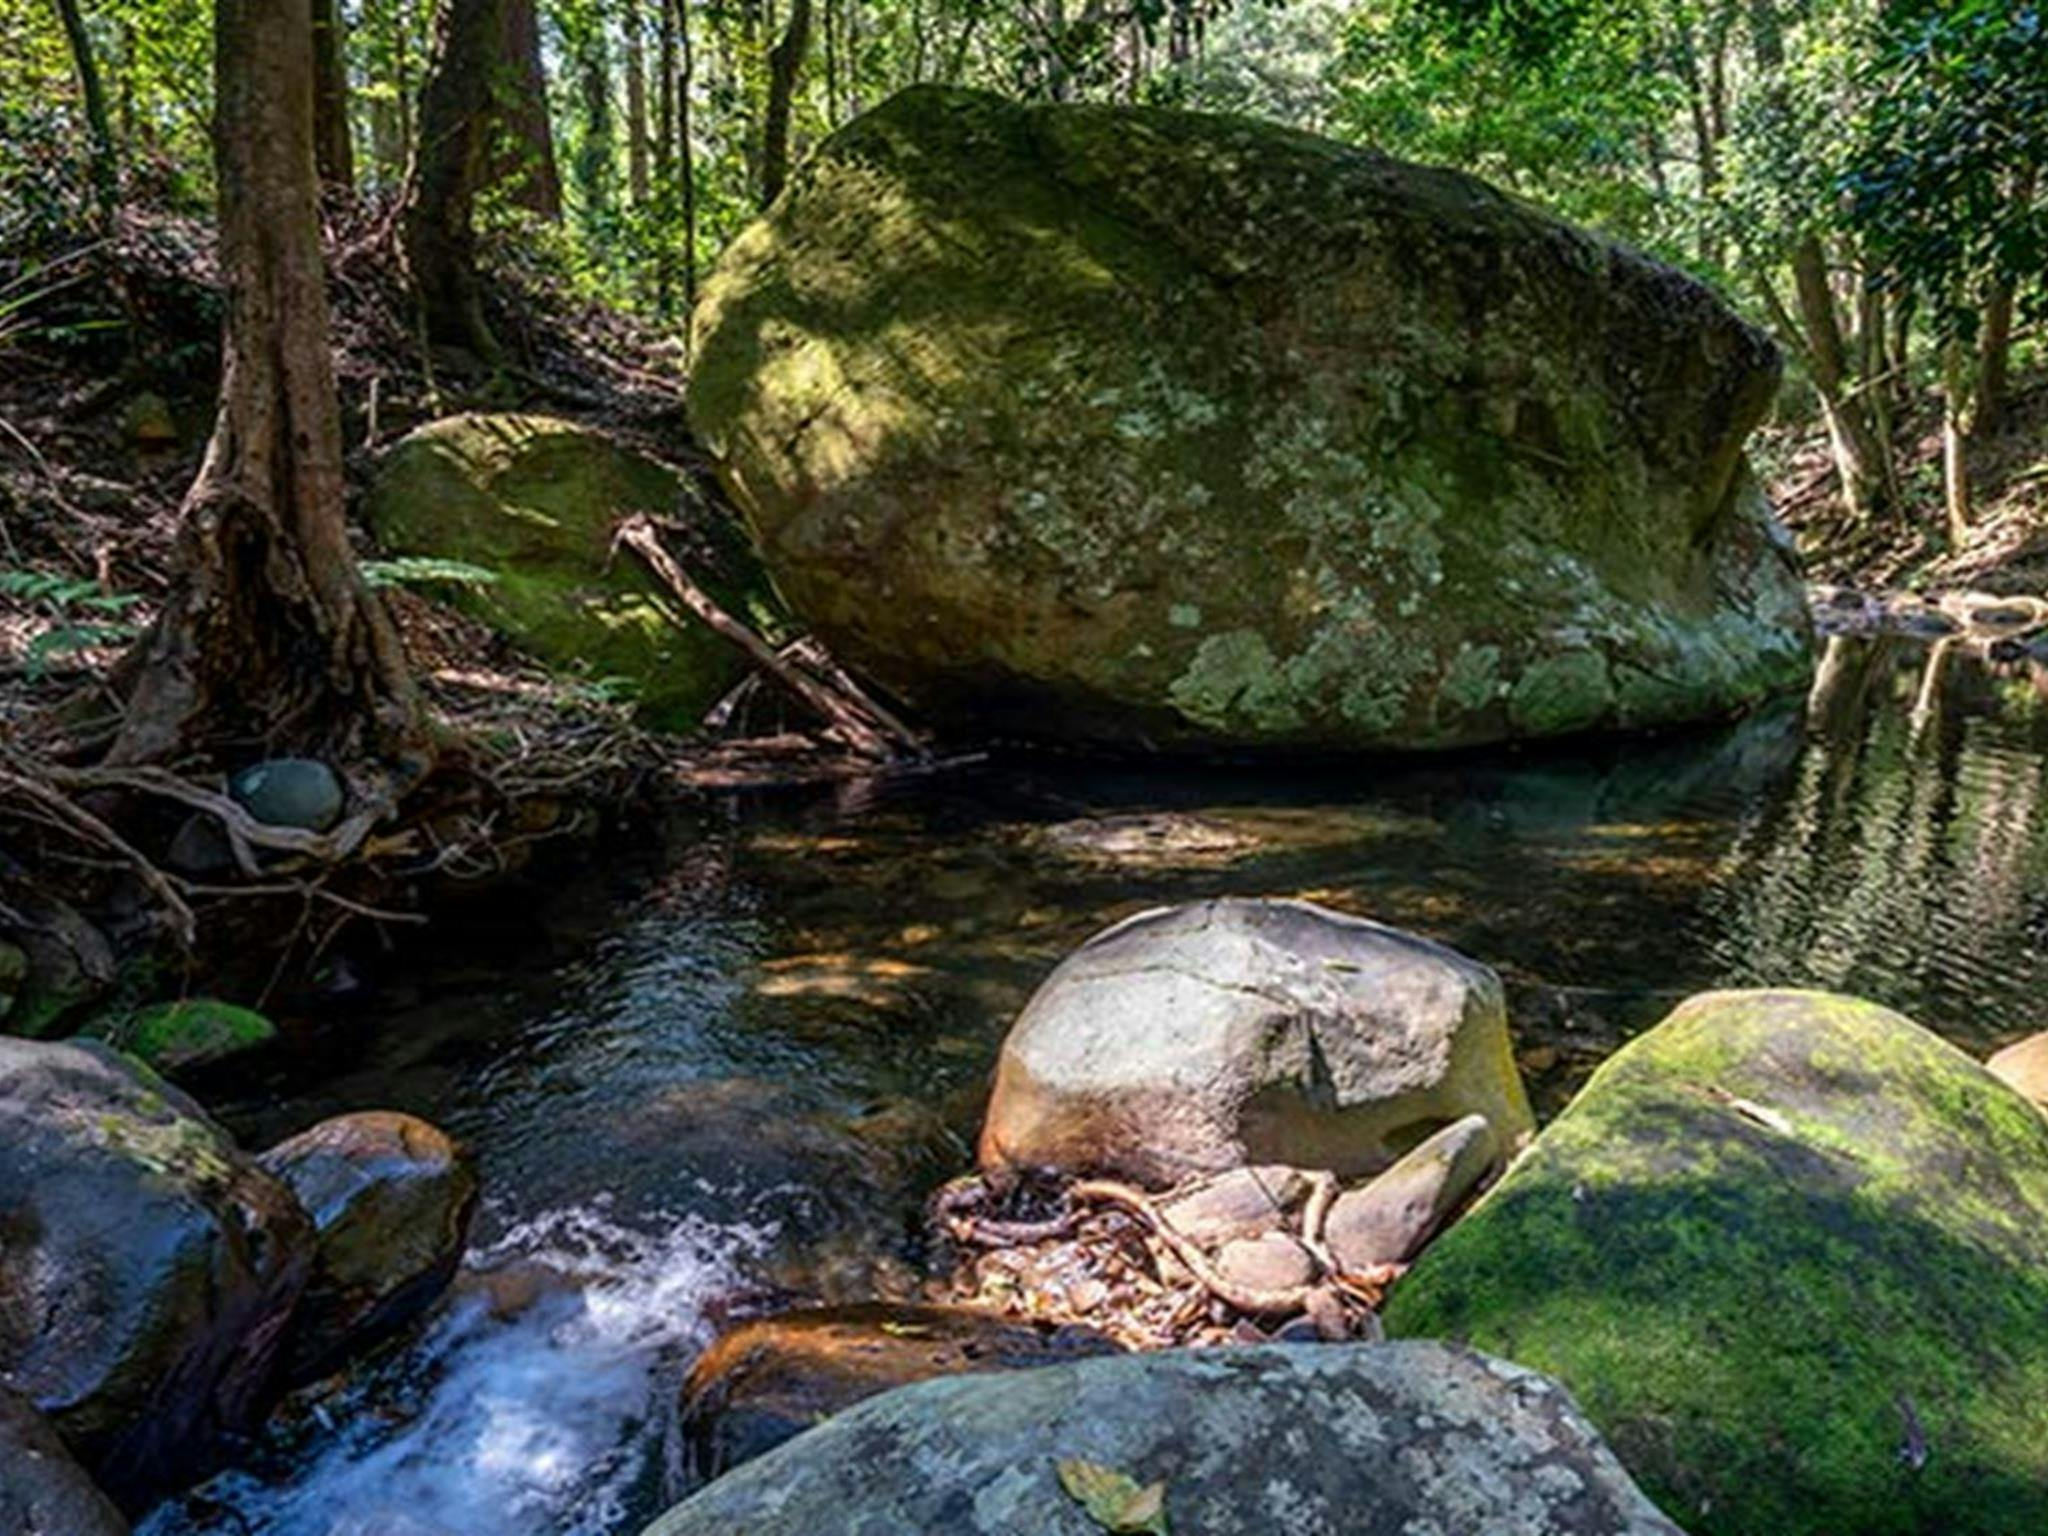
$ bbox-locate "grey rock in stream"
[261,1110,479,1384]
[980,899,1534,1184]
[643,1341,1685,1535]
[0,1039,311,1508]
[1324,1111,1497,1271]
[0,1389,129,1536]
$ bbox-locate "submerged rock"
[260,1111,479,1383]
[644,1341,1683,1534]
[691,85,1809,753]
[980,898,1533,1185]
[1384,989,2048,1535]
[0,1039,311,1507]
[676,1302,1118,1483]
[365,413,784,731]
[0,1389,129,1536]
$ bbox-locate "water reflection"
[162,636,2048,1536]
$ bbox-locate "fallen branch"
[614,515,923,761]
[0,767,196,946]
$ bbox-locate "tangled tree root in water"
[925,1171,1401,1351]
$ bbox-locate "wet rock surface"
[645,1341,1685,1535]
[259,1110,479,1384]
[0,1039,311,1508]
[0,1388,129,1536]
[675,1301,1119,1483]
[980,898,1533,1184]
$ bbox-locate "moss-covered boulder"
[1382,989,2048,1535]
[365,413,784,731]
[689,86,1810,752]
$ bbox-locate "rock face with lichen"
[642,1341,1684,1534]
[366,414,784,731]
[689,86,1810,752]
[979,899,1534,1184]
[1383,989,2048,1535]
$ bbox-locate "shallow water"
[144,637,2048,1536]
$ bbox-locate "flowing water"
[142,635,2048,1536]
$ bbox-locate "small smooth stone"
[229,758,345,832]
[1215,1231,1317,1293]
[1325,1113,1496,1273]
[1988,1032,2048,1110]
[1159,1164,1308,1248]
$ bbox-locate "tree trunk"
[112,0,420,768]
[52,0,120,228]
[654,0,676,311]
[1978,166,2038,433]
[310,0,354,188]
[1772,236,1897,521]
[405,0,512,359]
[1941,336,1974,546]
[760,0,811,207]
[679,0,698,307]
[625,2,651,203]
[492,0,563,220]
[574,13,614,227]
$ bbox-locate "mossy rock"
[88,998,277,1073]
[365,413,785,732]
[1382,989,2048,1534]
[689,86,1811,752]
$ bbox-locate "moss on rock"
[689,86,1811,752]
[1382,988,2048,1535]
[89,998,277,1074]
[365,413,784,732]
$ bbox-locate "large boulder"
[0,1039,311,1506]
[1383,989,2048,1535]
[643,1341,1683,1534]
[365,413,784,731]
[677,1302,1118,1482]
[0,1389,129,1536]
[259,1111,479,1384]
[689,86,1810,753]
[980,899,1534,1185]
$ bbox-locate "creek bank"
[646,1342,1683,1535]
[691,85,1810,753]
[0,1039,472,1515]
[1384,989,2048,1535]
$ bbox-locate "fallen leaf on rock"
[1056,1457,1169,1533]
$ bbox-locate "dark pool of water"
[143,636,2048,1536]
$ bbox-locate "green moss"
[689,86,1810,752]
[85,998,276,1073]
[366,414,785,733]
[1384,989,2048,1535]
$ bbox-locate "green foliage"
[0,569,142,679]
[1843,0,2048,343]
[358,555,502,591]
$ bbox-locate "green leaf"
[360,556,501,591]
[1055,1459,1169,1534]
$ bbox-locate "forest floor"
[6,210,2048,737]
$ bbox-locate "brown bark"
[678,0,698,307]
[492,0,564,220]
[760,0,812,208]
[654,0,676,310]
[406,0,510,358]
[112,0,421,769]
[625,2,651,203]
[1978,167,2038,432]
[574,14,614,224]
[310,0,354,188]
